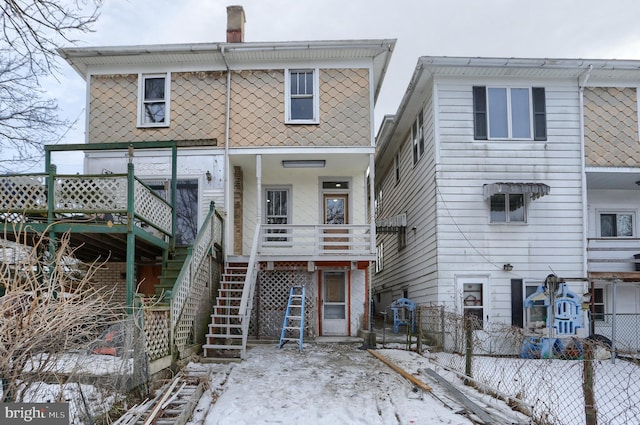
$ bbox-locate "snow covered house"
[374,56,640,349]
[0,6,395,361]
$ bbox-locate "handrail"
[238,222,261,358]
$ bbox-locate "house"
[374,56,640,351]
[0,6,395,361]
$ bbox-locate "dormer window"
[285,69,319,124]
[138,73,170,127]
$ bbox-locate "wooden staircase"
[155,247,190,302]
[203,261,248,358]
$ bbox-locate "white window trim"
[486,86,533,141]
[138,72,171,128]
[596,210,636,238]
[285,68,320,124]
[456,275,490,328]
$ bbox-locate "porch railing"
[170,202,223,357]
[587,237,640,273]
[257,224,374,257]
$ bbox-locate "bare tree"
[0,229,123,404]
[0,0,102,171]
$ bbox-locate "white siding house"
[375,57,640,340]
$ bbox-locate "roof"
[375,56,640,182]
[58,39,396,102]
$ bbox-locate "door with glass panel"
[146,179,198,246]
[321,271,348,335]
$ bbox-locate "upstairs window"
[286,69,319,124]
[490,193,525,223]
[412,108,424,165]
[473,86,546,141]
[139,73,170,127]
[600,212,633,237]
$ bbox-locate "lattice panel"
[134,180,172,234]
[174,258,210,356]
[249,270,317,338]
[54,176,127,211]
[143,307,171,360]
[0,175,47,211]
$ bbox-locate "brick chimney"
[226,5,245,43]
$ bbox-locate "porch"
[587,237,640,281]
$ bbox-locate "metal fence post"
[465,316,473,384]
[583,340,597,425]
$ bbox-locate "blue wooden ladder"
[279,286,306,351]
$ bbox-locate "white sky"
[46,0,640,171]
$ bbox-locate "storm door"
[321,271,348,335]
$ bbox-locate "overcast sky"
[46,0,640,171]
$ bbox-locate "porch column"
[126,162,136,312]
[256,155,262,224]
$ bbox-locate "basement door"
[321,271,348,335]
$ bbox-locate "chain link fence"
[413,305,640,425]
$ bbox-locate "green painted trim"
[44,139,217,153]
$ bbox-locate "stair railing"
[238,222,261,358]
[170,202,223,357]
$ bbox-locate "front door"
[323,193,348,250]
[321,271,348,335]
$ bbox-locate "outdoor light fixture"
[503,263,513,271]
[282,160,326,168]
[206,170,212,182]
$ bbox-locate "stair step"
[202,344,243,350]
[209,323,242,328]
[206,333,243,339]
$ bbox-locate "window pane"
[144,78,165,100]
[291,98,313,120]
[490,194,507,222]
[600,214,616,237]
[509,194,525,222]
[143,102,165,123]
[617,214,633,236]
[305,72,313,94]
[488,88,508,138]
[511,88,531,138]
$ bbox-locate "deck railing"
[587,237,640,273]
[258,224,374,258]
[0,173,172,237]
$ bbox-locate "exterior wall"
[91,262,127,306]
[374,84,439,309]
[242,166,368,255]
[434,78,585,322]
[584,87,639,167]
[350,269,366,336]
[89,72,227,144]
[229,68,370,147]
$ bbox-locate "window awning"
[483,182,550,200]
[376,213,407,233]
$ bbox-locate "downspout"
[579,64,592,279]
[221,46,231,259]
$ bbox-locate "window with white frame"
[265,187,291,242]
[525,284,547,323]
[490,193,526,223]
[412,108,424,165]
[376,242,384,273]
[599,212,634,237]
[473,86,546,141]
[286,69,319,123]
[139,73,170,127]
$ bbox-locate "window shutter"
[511,279,524,328]
[473,86,488,140]
[532,87,547,141]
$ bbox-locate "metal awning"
[376,213,407,233]
[483,182,550,200]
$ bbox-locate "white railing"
[587,237,640,273]
[258,224,374,257]
[239,222,261,359]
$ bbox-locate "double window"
[490,193,525,223]
[286,69,319,124]
[139,73,170,127]
[599,212,634,237]
[473,86,546,140]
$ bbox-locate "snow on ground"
[185,343,531,425]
